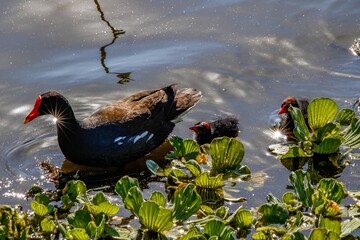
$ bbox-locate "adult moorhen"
[278,96,309,140]
[24,85,202,167]
[189,116,239,145]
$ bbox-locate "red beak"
[278,106,287,114]
[24,95,42,124]
[189,126,199,134]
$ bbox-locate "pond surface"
[1,0,360,215]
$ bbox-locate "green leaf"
[282,192,302,212]
[178,227,202,240]
[280,146,309,160]
[170,168,188,178]
[86,202,119,216]
[317,178,346,204]
[85,214,106,239]
[146,160,165,176]
[312,192,342,217]
[166,136,183,159]
[197,187,224,204]
[40,217,56,233]
[182,139,201,160]
[289,170,314,207]
[283,232,307,240]
[234,209,252,229]
[30,201,48,216]
[258,203,289,225]
[209,137,245,172]
[340,218,360,238]
[308,98,338,132]
[285,212,315,235]
[336,108,356,125]
[138,202,173,233]
[66,228,90,240]
[318,215,340,235]
[185,160,202,177]
[216,206,229,220]
[115,176,140,201]
[62,180,87,202]
[229,164,251,179]
[149,192,167,207]
[308,228,340,240]
[94,213,106,239]
[166,136,200,160]
[312,136,342,154]
[315,123,340,141]
[86,221,97,239]
[35,193,50,206]
[68,210,91,229]
[104,226,122,238]
[194,172,223,189]
[342,118,360,149]
[288,105,311,141]
[172,184,201,221]
[124,186,144,216]
[252,231,268,240]
[204,219,235,240]
[91,192,108,205]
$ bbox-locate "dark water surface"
[1,0,360,217]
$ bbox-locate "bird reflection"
[94,0,133,84]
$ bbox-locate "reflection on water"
[94,0,131,83]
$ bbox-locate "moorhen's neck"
[40,92,78,125]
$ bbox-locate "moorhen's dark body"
[278,96,309,140]
[189,116,239,145]
[24,85,201,167]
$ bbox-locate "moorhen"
[278,96,309,140]
[189,116,239,145]
[24,85,202,167]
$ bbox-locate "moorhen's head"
[24,92,72,124]
[278,97,299,115]
[190,117,239,145]
[189,121,211,136]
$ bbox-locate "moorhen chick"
[278,96,309,140]
[24,85,201,167]
[189,116,239,145]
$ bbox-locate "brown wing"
[81,85,176,128]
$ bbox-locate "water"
[1,0,360,219]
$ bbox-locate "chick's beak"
[189,126,199,134]
[278,106,287,114]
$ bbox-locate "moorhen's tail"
[167,87,202,122]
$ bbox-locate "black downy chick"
[189,116,239,145]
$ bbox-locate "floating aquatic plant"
[268,97,360,187]
[166,135,201,161]
[115,176,201,235]
[2,128,360,240]
[271,98,360,161]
